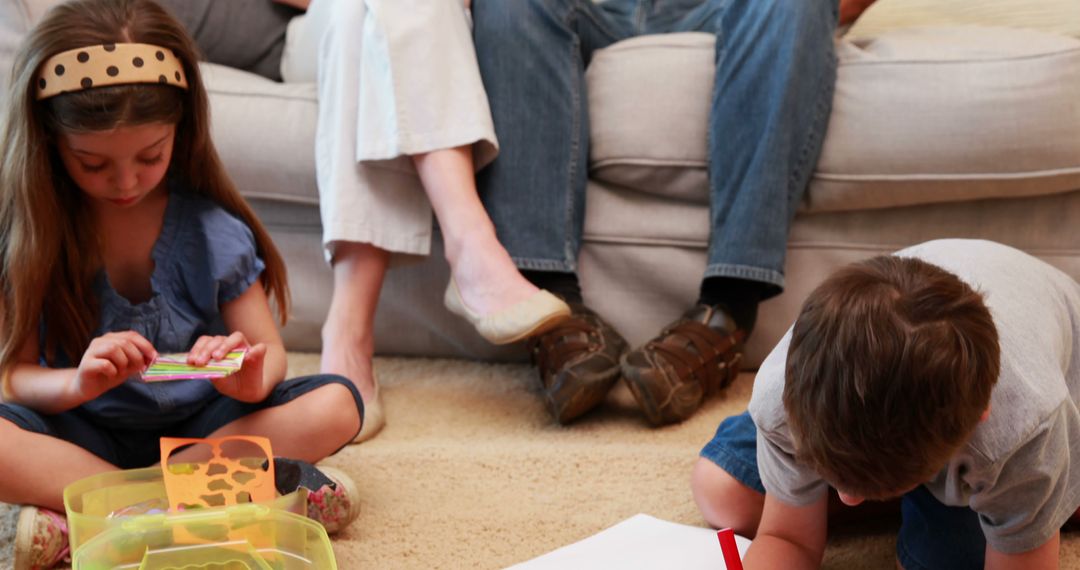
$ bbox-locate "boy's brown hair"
[783,255,1000,500]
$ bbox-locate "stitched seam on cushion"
[841,45,1080,66]
[593,163,1080,179]
[593,158,708,169]
[814,168,1080,181]
[580,235,1080,256]
[237,192,319,206]
[600,39,716,53]
[206,88,318,103]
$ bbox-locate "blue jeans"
[703,412,988,569]
[473,0,838,293]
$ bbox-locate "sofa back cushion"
[0,0,30,94]
[587,27,1080,213]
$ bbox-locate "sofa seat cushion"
[587,27,1080,214]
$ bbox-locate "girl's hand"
[210,343,270,403]
[73,331,157,403]
[188,331,249,367]
[464,0,471,9]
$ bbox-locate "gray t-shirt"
[159,0,300,82]
[749,239,1080,554]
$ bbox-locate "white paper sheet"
[506,514,752,570]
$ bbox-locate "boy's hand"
[73,331,157,403]
[210,343,270,403]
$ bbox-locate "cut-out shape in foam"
[160,436,275,512]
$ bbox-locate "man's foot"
[274,459,361,535]
[527,304,628,423]
[14,506,69,570]
[621,304,745,426]
[321,329,384,443]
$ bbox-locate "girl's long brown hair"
[0,0,290,376]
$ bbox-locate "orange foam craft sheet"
[159,435,277,511]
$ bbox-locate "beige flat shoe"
[444,280,571,345]
[352,383,385,444]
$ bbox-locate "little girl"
[0,1,363,567]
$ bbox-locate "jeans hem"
[703,264,784,291]
[512,257,577,273]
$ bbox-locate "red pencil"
[717,528,743,570]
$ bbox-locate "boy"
[692,239,1080,569]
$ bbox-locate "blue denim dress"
[70,183,266,429]
[0,181,363,468]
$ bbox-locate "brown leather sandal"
[621,304,745,426]
[527,304,628,424]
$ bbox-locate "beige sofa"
[3,0,1079,368]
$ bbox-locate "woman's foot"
[321,324,384,443]
[444,230,570,344]
[320,329,376,402]
[446,228,540,317]
[323,241,386,402]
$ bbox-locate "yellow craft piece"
[159,436,276,512]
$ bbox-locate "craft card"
[142,349,246,382]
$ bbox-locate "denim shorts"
[0,374,363,470]
[702,411,987,569]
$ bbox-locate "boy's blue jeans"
[703,411,989,569]
[472,0,838,293]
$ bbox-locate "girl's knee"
[301,383,362,442]
[691,457,764,537]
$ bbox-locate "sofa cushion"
[587,33,714,206]
[587,27,1080,213]
[201,63,320,205]
[848,0,1080,41]
[0,0,30,94]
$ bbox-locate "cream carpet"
[303,355,1079,569]
[2,354,1078,568]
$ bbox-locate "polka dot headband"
[36,42,188,100]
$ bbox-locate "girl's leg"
[0,420,115,511]
[413,147,540,317]
[320,242,388,404]
[172,383,361,464]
